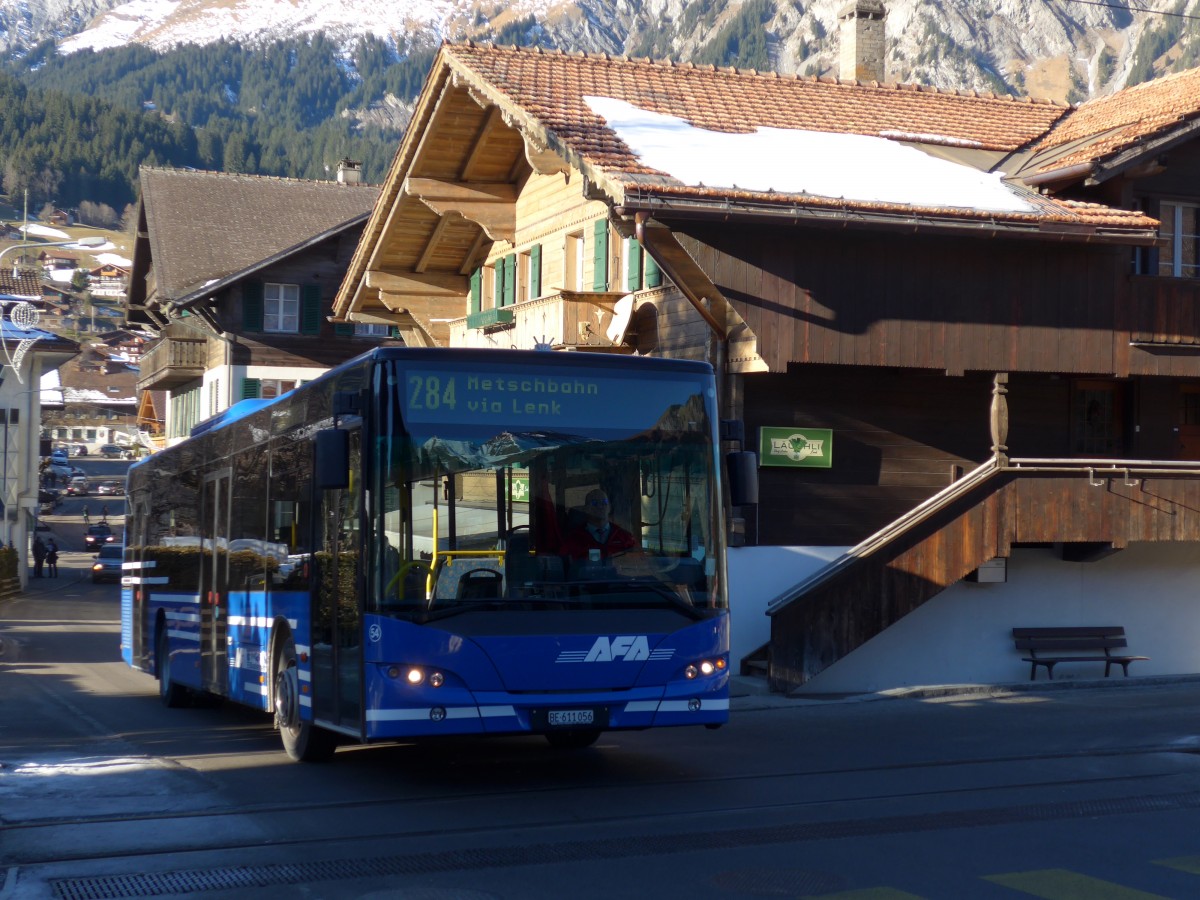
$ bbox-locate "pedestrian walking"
[45,539,59,578]
[100,504,109,523]
[31,535,46,578]
[82,504,90,524]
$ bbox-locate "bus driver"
[561,489,637,560]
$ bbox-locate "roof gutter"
[617,193,1157,247]
[1020,161,1095,189]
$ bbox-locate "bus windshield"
[370,358,723,620]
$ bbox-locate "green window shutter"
[502,254,516,306]
[470,267,482,314]
[645,251,662,288]
[592,220,609,290]
[333,323,354,336]
[626,239,642,291]
[241,378,261,400]
[300,284,322,335]
[242,281,264,331]
[390,325,402,338]
[529,244,542,298]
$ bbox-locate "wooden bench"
[1012,627,1148,681]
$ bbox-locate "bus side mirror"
[726,450,759,506]
[315,429,349,490]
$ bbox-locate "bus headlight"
[389,666,446,688]
[684,657,727,679]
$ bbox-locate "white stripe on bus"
[365,706,516,722]
[166,629,198,641]
[166,612,200,624]
[623,700,660,713]
[654,699,730,712]
[131,577,170,584]
[224,616,300,630]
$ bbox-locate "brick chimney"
[838,0,887,83]
[336,158,362,184]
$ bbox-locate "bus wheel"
[273,637,336,763]
[156,628,189,708]
[545,729,601,750]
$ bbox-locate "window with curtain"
[1158,201,1200,278]
[264,283,300,332]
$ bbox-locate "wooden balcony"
[1128,275,1200,347]
[765,457,1200,693]
[448,290,632,351]
[136,336,207,391]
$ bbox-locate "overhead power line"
[1057,0,1200,22]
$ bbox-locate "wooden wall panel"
[673,223,1129,377]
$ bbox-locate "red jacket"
[560,522,637,559]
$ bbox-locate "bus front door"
[200,469,231,695]
[312,428,364,737]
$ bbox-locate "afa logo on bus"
[556,636,675,663]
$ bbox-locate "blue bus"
[121,348,730,760]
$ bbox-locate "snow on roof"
[583,95,1036,214]
[95,253,132,267]
[19,224,70,240]
[61,387,136,404]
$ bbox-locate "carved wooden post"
[990,372,1009,463]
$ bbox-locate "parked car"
[99,444,132,459]
[37,488,60,514]
[67,445,87,457]
[91,545,123,583]
[95,481,124,496]
[84,523,116,549]
[50,450,69,466]
[65,476,89,496]
[48,462,85,482]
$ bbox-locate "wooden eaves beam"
[404,176,516,243]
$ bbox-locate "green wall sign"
[759,427,833,468]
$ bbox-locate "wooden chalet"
[333,37,1200,694]
[126,166,389,440]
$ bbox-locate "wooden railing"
[136,336,207,391]
[448,290,630,351]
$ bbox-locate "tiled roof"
[0,267,42,299]
[1031,67,1200,174]
[445,44,1067,157]
[139,168,381,303]
[441,44,1159,232]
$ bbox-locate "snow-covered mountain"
[1,0,1196,102]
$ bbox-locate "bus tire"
[545,729,601,750]
[273,635,336,763]
[156,627,189,708]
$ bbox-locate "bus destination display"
[403,368,708,431]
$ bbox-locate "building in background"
[126,165,392,443]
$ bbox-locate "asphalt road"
[5,559,1200,899]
